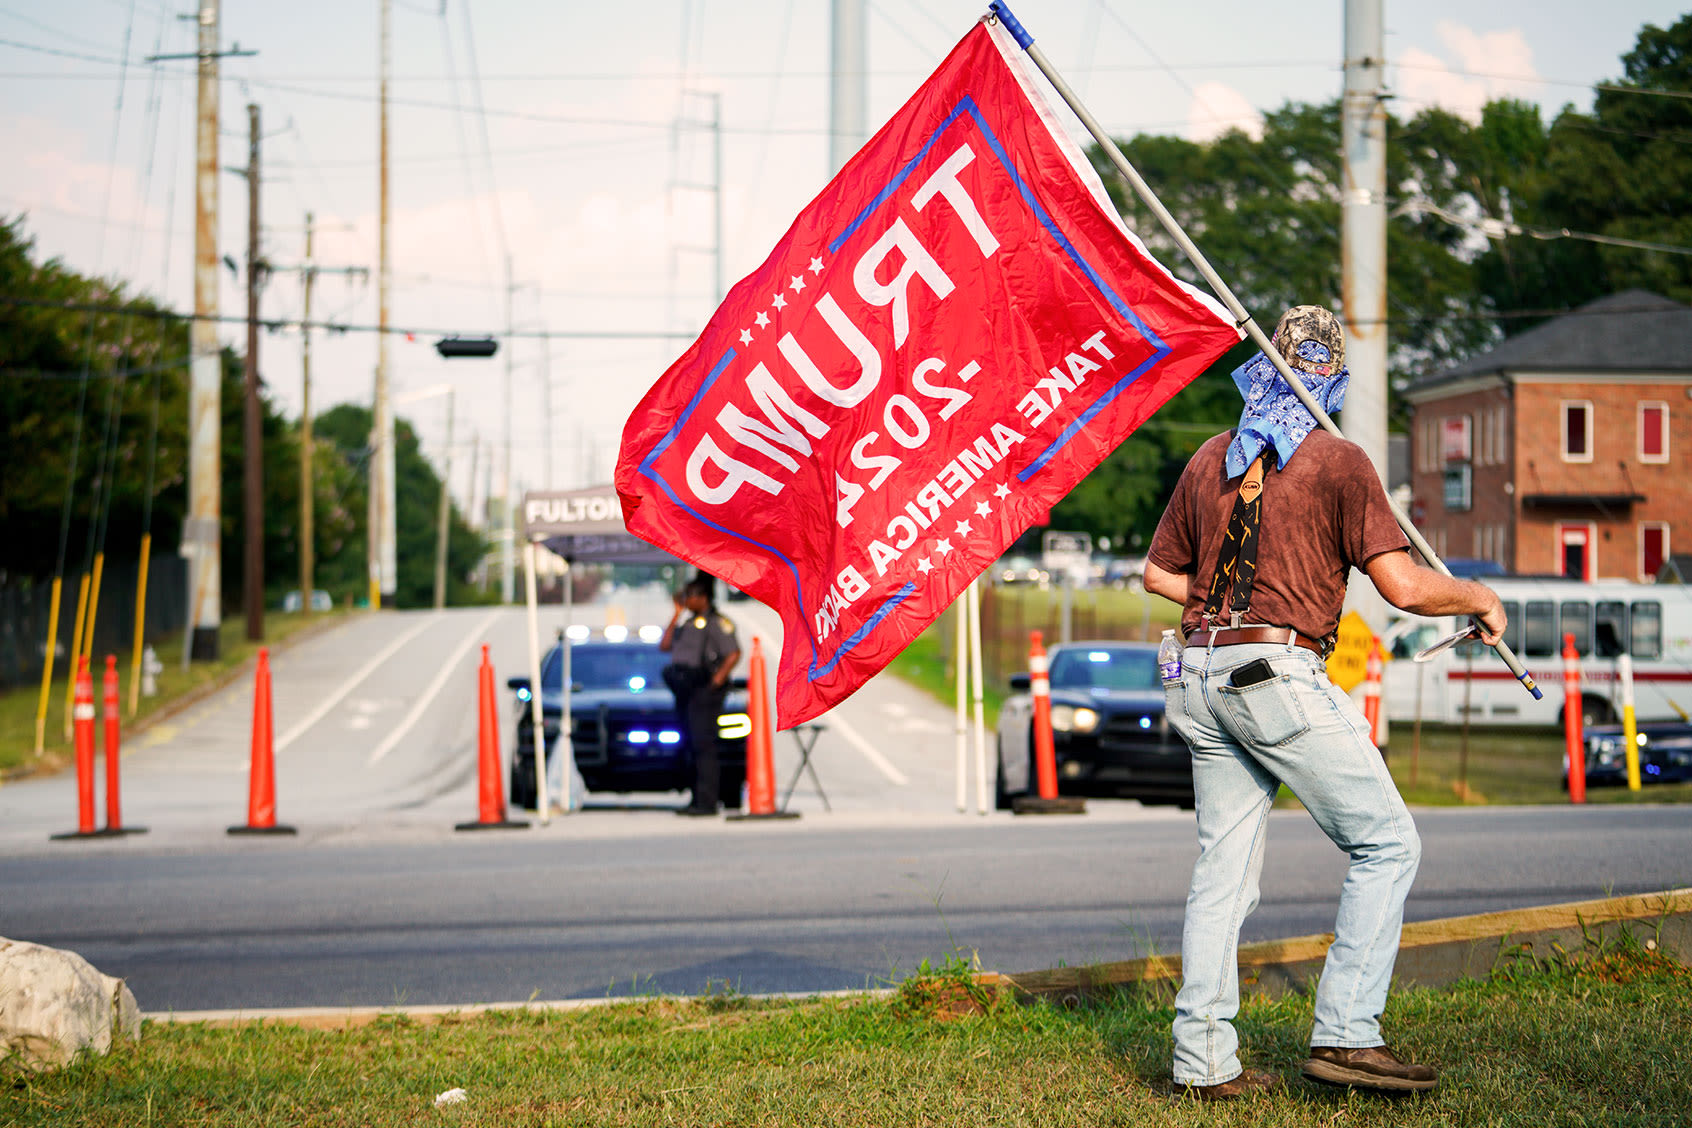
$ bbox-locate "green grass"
[1380,723,1692,807]
[0,609,354,777]
[6,934,1686,1126]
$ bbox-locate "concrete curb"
[140,889,1690,1029]
[1001,887,1692,1004]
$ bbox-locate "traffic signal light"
[434,336,499,359]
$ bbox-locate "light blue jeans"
[1165,642,1421,1086]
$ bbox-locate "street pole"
[540,333,553,489]
[829,0,866,175]
[371,0,396,609]
[711,92,723,304]
[434,389,454,610]
[501,254,515,604]
[187,0,222,661]
[1342,0,1390,630]
[242,102,264,642]
[300,212,314,614]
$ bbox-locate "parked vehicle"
[281,589,333,612]
[506,635,750,809]
[1382,576,1692,727]
[995,641,1191,808]
[1567,722,1692,788]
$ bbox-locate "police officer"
[660,577,741,816]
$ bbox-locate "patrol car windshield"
[541,644,671,692]
[1048,647,1161,691]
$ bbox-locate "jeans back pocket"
[1217,675,1309,747]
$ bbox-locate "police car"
[506,627,751,809]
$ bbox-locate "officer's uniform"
[665,609,739,810]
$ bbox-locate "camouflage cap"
[1270,305,1345,377]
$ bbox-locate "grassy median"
[0,610,352,778]
[5,934,1686,1126]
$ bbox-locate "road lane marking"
[368,610,502,765]
[275,614,444,752]
[821,707,909,785]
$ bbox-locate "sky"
[1,0,1683,521]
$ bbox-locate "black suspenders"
[1201,451,1272,630]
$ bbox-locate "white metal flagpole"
[524,540,550,823]
[969,579,988,815]
[982,1,1542,703]
[955,593,968,813]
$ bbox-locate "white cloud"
[1186,82,1264,143]
[1395,21,1542,123]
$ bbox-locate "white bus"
[1381,576,1692,727]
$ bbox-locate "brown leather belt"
[1187,626,1325,656]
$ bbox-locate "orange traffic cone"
[100,655,146,837]
[50,656,100,841]
[728,637,798,821]
[1013,630,1084,815]
[229,648,296,836]
[457,645,527,831]
[1563,633,1586,804]
[1362,638,1385,748]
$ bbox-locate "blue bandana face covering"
[1224,344,1350,479]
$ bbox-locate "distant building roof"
[1413,290,1692,391]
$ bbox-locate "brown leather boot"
[1176,1068,1281,1100]
[1302,1045,1437,1092]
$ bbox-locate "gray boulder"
[0,937,140,1071]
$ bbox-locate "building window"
[1639,402,1668,463]
[1640,521,1669,581]
[1556,521,1594,580]
[1441,415,1471,463]
[1443,464,1471,512]
[1561,400,1593,463]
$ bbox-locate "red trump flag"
[617,17,1240,727]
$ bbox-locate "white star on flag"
[808,256,824,274]
[755,311,770,328]
[916,556,933,574]
[954,519,973,537]
[739,328,754,345]
[935,538,953,557]
[771,293,787,310]
[975,500,992,518]
[994,483,1011,499]
[789,274,807,293]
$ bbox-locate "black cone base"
[454,819,530,831]
[726,810,801,822]
[1012,795,1087,815]
[227,824,298,835]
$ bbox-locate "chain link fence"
[0,555,188,690]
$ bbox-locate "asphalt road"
[2,600,1689,1012]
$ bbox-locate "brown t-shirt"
[1146,430,1409,644]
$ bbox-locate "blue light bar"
[628,730,651,744]
[658,730,682,745]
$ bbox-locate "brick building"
[1405,291,1692,581]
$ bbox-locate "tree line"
[1051,14,1692,554]
[0,220,487,610]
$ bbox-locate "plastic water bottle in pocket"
[1158,629,1183,683]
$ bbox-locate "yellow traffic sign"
[1326,610,1381,693]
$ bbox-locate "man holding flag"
[1144,306,1505,1098]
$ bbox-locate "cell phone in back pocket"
[1229,658,1277,688]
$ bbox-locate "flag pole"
[984,1,1540,701]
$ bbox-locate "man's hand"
[1366,550,1507,644]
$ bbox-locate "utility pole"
[1342,0,1390,632]
[1341,0,1388,484]
[540,334,553,489]
[372,0,397,609]
[242,102,264,642]
[187,0,223,660]
[268,213,367,615]
[434,390,455,610]
[501,254,515,604]
[829,0,866,175]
